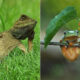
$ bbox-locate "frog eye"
[64,31,66,34]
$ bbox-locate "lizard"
[0,14,37,59]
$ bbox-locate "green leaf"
[44,6,77,48]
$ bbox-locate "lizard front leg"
[18,42,27,53]
[28,38,33,52]
[28,30,35,52]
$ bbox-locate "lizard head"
[10,14,37,40]
[14,14,37,29]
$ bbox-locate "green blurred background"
[0,0,40,80]
[41,0,80,80]
[41,0,80,30]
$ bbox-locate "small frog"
[60,30,80,61]
[0,14,37,59]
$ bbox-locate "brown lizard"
[0,14,37,59]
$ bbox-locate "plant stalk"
[40,40,80,47]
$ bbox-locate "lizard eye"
[20,15,28,21]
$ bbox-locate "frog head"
[61,30,79,43]
[64,30,78,38]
